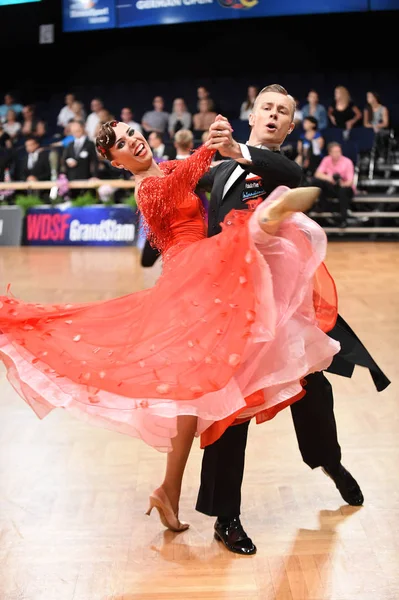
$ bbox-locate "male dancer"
[196,84,390,555]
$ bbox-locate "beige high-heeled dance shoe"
[146,488,189,532]
[258,186,320,235]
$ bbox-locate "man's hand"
[205,114,243,159]
[66,157,78,168]
[27,175,38,182]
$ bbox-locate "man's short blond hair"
[174,129,194,150]
[253,84,296,119]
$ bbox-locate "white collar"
[246,141,279,151]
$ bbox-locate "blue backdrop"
[118,0,367,29]
[63,0,116,32]
[62,0,397,32]
[26,205,139,247]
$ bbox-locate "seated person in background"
[71,100,86,123]
[17,135,51,183]
[0,93,24,122]
[302,90,328,130]
[120,107,142,133]
[94,109,115,140]
[311,142,355,227]
[20,105,47,141]
[173,129,194,159]
[328,85,362,134]
[141,96,169,135]
[57,93,76,130]
[148,131,174,160]
[293,97,303,129]
[363,91,390,162]
[3,109,21,145]
[168,98,192,139]
[239,85,258,121]
[193,99,217,133]
[295,116,325,177]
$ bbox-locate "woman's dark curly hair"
[96,120,119,160]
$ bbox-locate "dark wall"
[2,2,399,122]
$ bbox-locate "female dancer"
[0,120,339,531]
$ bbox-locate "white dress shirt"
[27,151,39,170]
[74,135,86,156]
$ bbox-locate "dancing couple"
[0,84,389,555]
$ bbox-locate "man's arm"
[205,115,302,188]
[239,145,303,188]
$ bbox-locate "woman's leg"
[258,186,320,235]
[157,415,197,514]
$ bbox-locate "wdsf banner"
[26,205,138,246]
[63,0,116,32]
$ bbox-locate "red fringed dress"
[0,145,339,451]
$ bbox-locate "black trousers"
[196,371,340,517]
[140,239,160,268]
[312,178,354,222]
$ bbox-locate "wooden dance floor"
[0,242,398,600]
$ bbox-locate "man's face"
[329,145,342,161]
[249,91,295,146]
[153,97,164,111]
[91,99,103,113]
[197,87,208,100]
[25,139,39,154]
[121,108,132,122]
[308,91,318,104]
[148,132,161,148]
[70,122,85,138]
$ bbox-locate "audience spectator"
[71,101,86,123]
[193,98,217,133]
[239,85,258,121]
[57,93,76,129]
[94,108,115,139]
[61,120,98,193]
[174,129,194,159]
[142,96,169,135]
[196,86,212,109]
[293,98,303,128]
[295,116,325,176]
[0,122,12,149]
[120,107,142,133]
[328,85,362,132]
[363,90,390,162]
[85,97,104,140]
[168,98,192,138]
[21,105,47,141]
[17,136,51,182]
[301,90,328,130]
[0,93,24,122]
[148,131,173,160]
[3,109,21,143]
[311,141,355,227]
